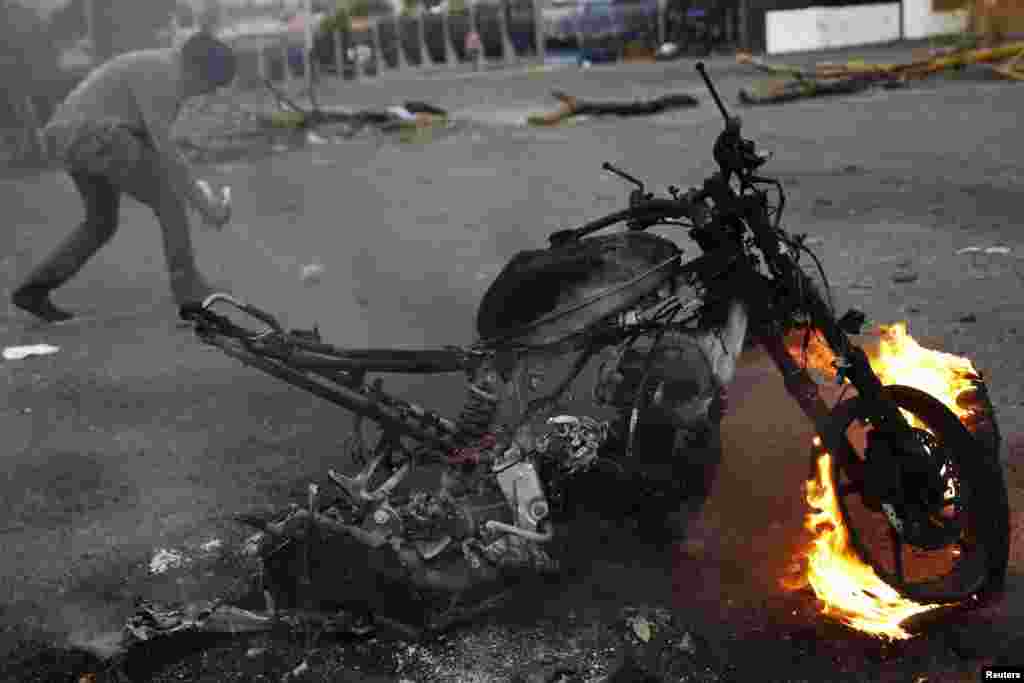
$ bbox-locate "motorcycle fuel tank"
[476,232,682,349]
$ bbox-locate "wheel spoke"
[890,526,905,584]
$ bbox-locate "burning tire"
[823,384,1010,608]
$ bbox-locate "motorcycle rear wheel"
[825,384,1009,607]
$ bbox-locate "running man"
[12,31,237,323]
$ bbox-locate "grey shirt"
[45,48,212,215]
[47,49,184,153]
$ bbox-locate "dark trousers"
[17,122,211,305]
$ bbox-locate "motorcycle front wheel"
[824,384,1010,607]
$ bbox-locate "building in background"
[748,0,973,53]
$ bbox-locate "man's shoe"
[11,286,74,323]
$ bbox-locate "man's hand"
[197,180,232,230]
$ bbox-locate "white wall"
[902,0,968,39]
[766,7,823,54]
[821,3,901,47]
[766,3,900,54]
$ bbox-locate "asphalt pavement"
[2,48,1023,679]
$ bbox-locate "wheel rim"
[827,392,990,605]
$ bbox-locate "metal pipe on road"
[370,18,384,75]
[469,0,480,67]
[258,45,269,82]
[334,28,344,76]
[442,8,458,67]
[282,40,294,83]
[419,6,437,67]
[658,0,666,47]
[304,0,315,86]
[738,0,749,51]
[533,0,546,62]
[496,0,519,65]
[394,14,411,69]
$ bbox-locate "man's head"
[180,31,237,96]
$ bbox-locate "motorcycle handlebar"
[181,293,284,341]
[549,195,708,247]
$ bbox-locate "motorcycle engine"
[257,418,615,604]
[357,418,609,563]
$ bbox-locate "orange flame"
[786,322,980,421]
[784,323,981,639]
[866,322,979,424]
[798,449,941,640]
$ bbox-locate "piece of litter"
[307,132,328,145]
[246,648,266,658]
[3,344,60,361]
[985,246,1011,255]
[956,246,982,254]
[283,660,310,681]
[630,616,653,642]
[300,263,325,285]
[242,533,264,557]
[149,549,186,575]
[197,181,230,207]
[386,105,417,122]
[475,265,500,281]
[200,539,223,552]
[891,271,919,284]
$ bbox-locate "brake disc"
[882,429,966,551]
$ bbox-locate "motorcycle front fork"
[757,331,945,499]
[756,331,858,478]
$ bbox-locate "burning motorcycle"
[181,64,1009,632]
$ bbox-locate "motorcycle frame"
[191,266,862,481]
[180,63,1011,618]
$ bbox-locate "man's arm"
[132,82,224,223]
